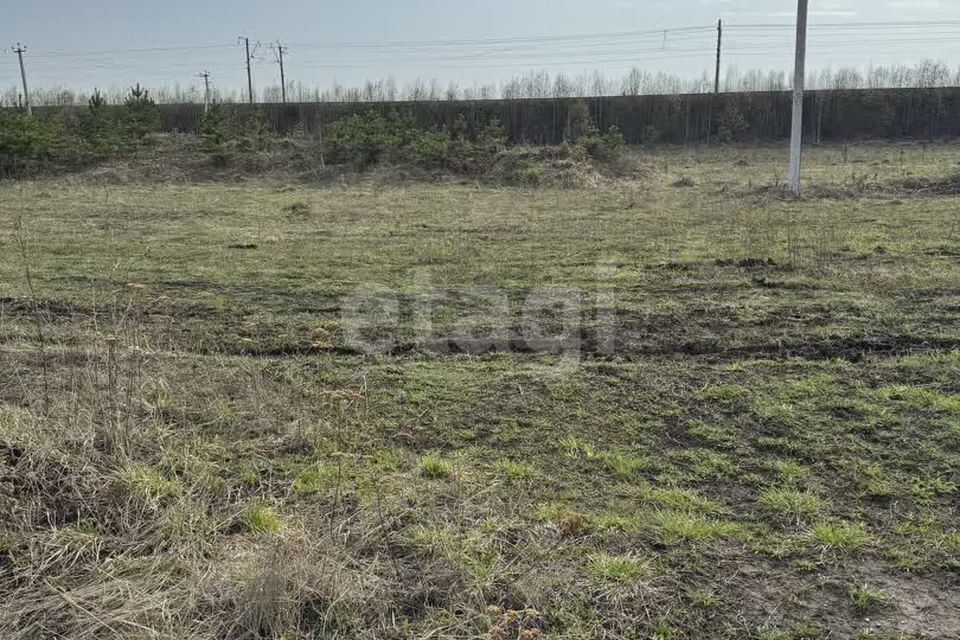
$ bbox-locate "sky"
[3,0,960,98]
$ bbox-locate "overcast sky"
[4,0,960,97]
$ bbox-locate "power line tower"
[198,70,211,113]
[271,42,288,104]
[789,0,809,194]
[12,43,31,115]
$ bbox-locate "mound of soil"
[47,135,650,188]
[487,145,648,188]
[747,173,960,201]
[486,145,598,188]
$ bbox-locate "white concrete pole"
[789,0,809,194]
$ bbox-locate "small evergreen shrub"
[0,111,61,176]
[121,83,160,142]
[577,124,625,160]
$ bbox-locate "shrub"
[0,111,61,176]
[476,117,507,151]
[324,110,506,173]
[717,105,749,143]
[577,124,624,160]
[565,99,592,142]
[199,102,235,166]
[77,89,122,156]
[522,161,546,185]
[237,107,274,152]
[121,83,160,142]
[324,110,412,169]
[409,128,453,168]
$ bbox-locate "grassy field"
[1,140,959,639]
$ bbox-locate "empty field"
[1,141,959,639]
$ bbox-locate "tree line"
[4,60,959,108]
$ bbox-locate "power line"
[9,19,960,99]
[28,43,236,58]
[727,19,960,29]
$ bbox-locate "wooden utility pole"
[789,0,809,194]
[198,70,211,113]
[13,43,30,115]
[714,20,722,94]
[275,42,288,104]
[240,37,255,103]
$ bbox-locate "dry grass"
[1,139,959,639]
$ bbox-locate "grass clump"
[811,520,869,552]
[604,451,649,477]
[759,487,823,520]
[557,434,600,460]
[687,421,736,447]
[585,552,652,583]
[492,458,538,480]
[646,486,722,514]
[243,501,283,534]
[120,463,182,502]
[418,453,454,479]
[909,475,957,502]
[700,385,750,403]
[646,510,745,545]
[292,465,330,494]
[772,460,811,485]
[879,385,960,413]
[849,584,885,610]
[536,503,591,536]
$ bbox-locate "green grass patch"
[811,520,869,553]
[119,464,183,502]
[242,501,283,534]
[585,553,653,583]
[646,510,746,545]
[849,584,884,610]
[492,458,539,480]
[758,487,823,520]
[292,465,331,494]
[418,453,454,479]
[879,385,960,413]
[604,451,650,477]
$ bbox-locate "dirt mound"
[893,174,960,195]
[46,135,651,188]
[486,145,599,188]
[747,173,960,201]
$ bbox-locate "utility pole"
[240,36,255,104]
[12,43,31,115]
[198,70,211,113]
[789,0,809,194]
[275,42,288,104]
[714,20,723,94]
